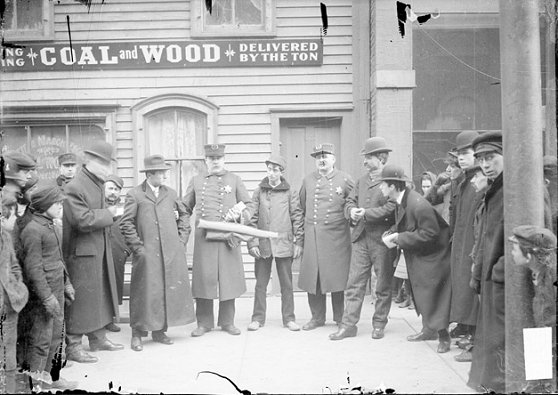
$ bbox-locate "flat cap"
[106,174,124,189]
[29,181,65,213]
[472,131,503,156]
[265,155,287,170]
[4,151,37,170]
[58,152,77,166]
[511,225,557,252]
[204,144,225,157]
[310,143,335,157]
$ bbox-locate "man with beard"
[56,153,78,189]
[330,137,396,340]
[298,143,354,331]
[104,175,130,333]
[62,141,124,363]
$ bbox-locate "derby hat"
[455,130,480,151]
[360,137,392,155]
[378,164,411,182]
[204,144,226,157]
[472,131,503,157]
[310,143,335,157]
[265,155,287,170]
[58,152,78,166]
[83,141,117,163]
[106,174,124,189]
[140,154,172,172]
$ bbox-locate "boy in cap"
[246,155,304,331]
[17,182,78,391]
[2,151,37,210]
[467,131,506,393]
[183,144,252,337]
[330,137,396,341]
[378,164,452,353]
[56,153,78,189]
[0,195,29,393]
[298,143,354,331]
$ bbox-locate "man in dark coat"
[378,164,452,353]
[330,137,397,341]
[120,154,195,351]
[449,130,482,361]
[104,174,130,332]
[467,131,505,393]
[298,143,354,330]
[62,141,124,363]
[183,144,252,337]
[56,153,78,189]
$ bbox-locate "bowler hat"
[58,152,77,166]
[378,164,411,182]
[455,130,480,151]
[511,225,557,252]
[472,132,503,157]
[310,143,335,158]
[83,141,117,163]
[204,144,225,157]
[443,149,459,165]
[140,155,172,173]
[106,174,124,189]
[360,137,392,155]
[265,155,287,170]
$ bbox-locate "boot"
[393,283,406,304]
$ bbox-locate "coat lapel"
[142,181,157,203]
[394,189,409,228]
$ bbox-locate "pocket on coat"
[75,243,96,257]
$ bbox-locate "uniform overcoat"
[468,174,505,393]
[298,169,354,293]
[183,170,252,300]
[62,166,119,334]
[120,181,195,331]
[449,168,481,325]
[395,188,451,331]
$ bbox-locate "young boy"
[0,194,29,394]
[247,156,304,331]
[18,182,78,391]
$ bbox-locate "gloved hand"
[43,295,61,317]
[248,246,261,258]
[469,278,480,294]
[64,283,75,306]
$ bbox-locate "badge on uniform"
[223,185,232,193]
[336,186,343,195]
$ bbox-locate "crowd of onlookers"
[1,131,556,393]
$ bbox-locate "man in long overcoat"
[378,164,452,353]
[449,130,482,361]
[298,143,354,330]
[183,144,252,337]
[62,141,123,363]
[120,155,195,351]
[330,137,397,341]
[467,132,505,393]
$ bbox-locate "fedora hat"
[140,154,172,172]
[378,164,411,182]
[360,137,392,155]
[83,141,116,163]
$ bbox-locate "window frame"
[190,0,276,38]
[3,0,55,42]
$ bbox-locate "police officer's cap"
[58,152,77,166]
[310,143,335,158]
[204,144,226,157]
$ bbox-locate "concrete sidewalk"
[57,294,474,394]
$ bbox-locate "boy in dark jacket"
[247,156,304,331]
[18,182,77,391]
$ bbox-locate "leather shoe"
[457,334,474,349]
[191,326,211,337]
[437,339,451,353]
[329,326,357,340]
[371,328,384,339]
[302,320,325,331]
[66,349,98,363]
[105,322,121,332]
[131,336,143,351]
[89,338,125,352]
[284,321,300,331]
[247,321,262,331]
[222,325,241,335]
[450,324,469,338]
[152,332,173,345]
[454,348,473,362]
[407,331,437,342]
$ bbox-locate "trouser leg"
[217,299,235,327]
[307,276,326,324]
[372,247,396,329]
[251,257,272,325]
[275,257,295,324]
[1,305,18,393]
[27,307,54,374]
[342,239,371,327]
[195,298,215,329]
[331,291,344,324]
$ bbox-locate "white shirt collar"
[146,180,159,192]
[395,190,405,205]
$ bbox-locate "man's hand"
[249,246,262,259]
[43,295,61,317]
[64,283,75,305]
[107,205,118,217]
[469,278,480,294]
[224,202,247,222]
[350,207,365,222]
[293,245,303,259]
[133,246,146,258]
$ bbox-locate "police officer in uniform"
[298,143,354,330]
[183,144,252,337]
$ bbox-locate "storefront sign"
[1,39,322,72]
